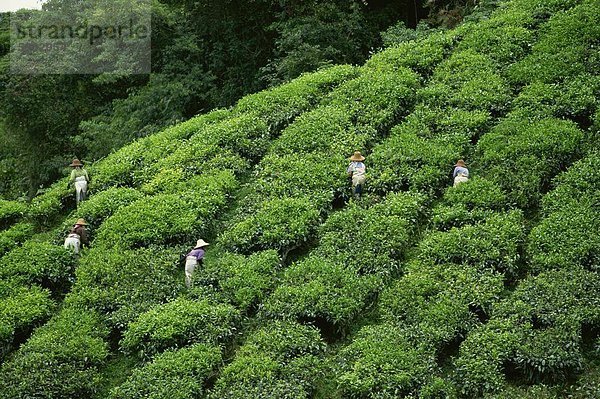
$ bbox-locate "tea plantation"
[1,0,600,397]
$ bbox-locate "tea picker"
[347,151,367,199]
[453,159,469,187]
[185,239,209,288]
[68,158,90,205]
[64,218,90,255]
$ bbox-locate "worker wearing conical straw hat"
[63,218,89,255]
[185,239,209,288]
[68,158,90,206]
[347,151,366,199]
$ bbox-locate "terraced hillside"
[1,0,600,397]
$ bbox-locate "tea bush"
[554,73,600,121]
[455,267,600,396]
[238,320,325,361]
[432,177,508,230]
[120,298,240,359]
[94,194,197,249]
[254,153,348,207]
[454,317,523,397]
[0,241,76,293]
[0,280,54,359]
[146,147,247,190]
[422,49,512,114]
[109,343,222,399]
[66,247,180,330]
[541,152,600,214]
[262,256,380,326]
[92,109,232,189]
[220,197,321,254]
[59,187,143,233]
[327,67,420,132]
[364,30,456,76]
[508,1,600,84]
[271,105,367,156]
[476,117,583,208]
[336,323,437,398]
[233,65,358,131]
[0,307,109,399]
[146,114,267,182]
[379,261,503,347]
[191,113,271,163]
[368,127,463,195]
[0,221,34,257]
[418,210,525,276]
[27,181,73,225]
[209,353,309,399]
[199,250,280,310]
[399,105,491,143]
[209,320,325,399]
[509,82,560,121]
[457,18,534,67]
[315,192,426,277]
[437,177,507,212]
[0,199,26,229]
[96,171,237,249]
[528,203,600,272]
[508,74,599,125]
[422,107,492,141]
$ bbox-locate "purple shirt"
[187,248,205,260]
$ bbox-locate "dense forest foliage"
[1,0,599,397]
[0,0,485,200]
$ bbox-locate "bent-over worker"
[64,218,89,255]
[185,239,209,288]
[453,159,469,187]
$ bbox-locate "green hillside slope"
[1,0,599,397]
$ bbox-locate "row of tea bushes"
[262,192,427,328]
[476,116,584,209]
[0,200,26,230]
[0,307,109,399]
[208,320,326,399]
[0,278,54,361]
[95,171,238,250]
[527,152,600,273]
[65,247,181,331]
[109,343,222,399]
[455,267,600,397]
[0,241,77,294]
[417,210,525,276]
[120,298,240,360]
[198,250,281,311]
[431,177,508,230]
[0,221,33,257]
